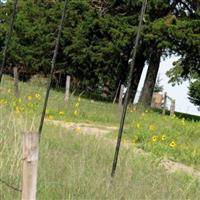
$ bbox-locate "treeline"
[0,0,200,104]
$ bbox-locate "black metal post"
[0,0,18,83]
[38,0,68,140]
[111,0,148,177]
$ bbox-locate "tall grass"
[1,76,200,199]
[1,110,200,199]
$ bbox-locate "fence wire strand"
[0,178,22,193]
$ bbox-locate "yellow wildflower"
[75,102,80,108]
[0,99,7,105]
[141,112,145,117]
[7,89,11,93]
[75,127,81,134]
[136,123,140,129]
[59,111,65,116]
[27,95,32,101]
[74,110,78,116]
[15,106,20,113]
[151,135,158,142]
[35,93,41,100]
[48,115,53,120]
[78,97,81,102]
[145,109,148,113]
[149,124,156,131]
[169,141,176,148]
[161,134,166,141]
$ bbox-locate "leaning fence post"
[118,84,124,107]
[64,75,71,102]
[22,132,39,200]
[118,84,124,115]
[113,81,121,104]
[13,67,19,98]
[170,99,176,116]
[162,92,167,115]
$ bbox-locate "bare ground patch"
[45,119,117,137]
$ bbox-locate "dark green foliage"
[154,75,163,93]
[0,0,199,100]
[0,0,143,98]
[166,2,200,84]
[188,80,200,108]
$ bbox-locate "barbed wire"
[0,178,22,193]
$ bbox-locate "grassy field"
[1,75,200,199]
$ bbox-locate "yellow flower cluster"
[47,115,54,120]
[149,124,156,131]
[59,111,65,116]
[0,99,7,105]
[74,96,81,116]
[75,127,81,134]
[35,93,41,100]
[75,102,80,108]
[136,123,140,129]
[151,134,177,148]
[27,95,32,101]
[14,106,24,113]
[27,93,42,101]
[151,134,166,142]
[129,106,137,113]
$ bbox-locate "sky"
[135,56,200,116]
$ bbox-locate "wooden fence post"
[118,84,124,115]
[118,84,124,107]
[162,92,167,115]
[170,99,176,116]
[64,75,71,102]
[22,132,39,200]
[13,67,19,98]
[113,81,121,104]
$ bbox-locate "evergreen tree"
[139,0,200,106]
[188,79,200,109]
[0,0,199,102]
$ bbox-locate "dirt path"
[46,119,117,137]
[46,119,200,180]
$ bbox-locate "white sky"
[135,56,200,116]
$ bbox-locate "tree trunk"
[139,49,162,106]
[128,57,145,103]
